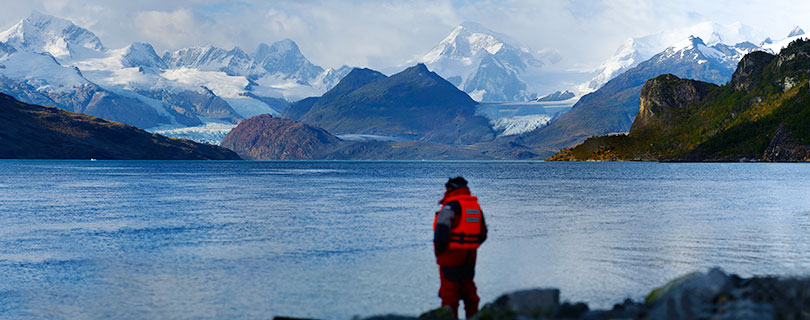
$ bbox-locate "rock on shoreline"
[275,268,810,320]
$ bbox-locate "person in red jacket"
[433,176,487,319]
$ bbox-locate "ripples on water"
[1,161,810,319]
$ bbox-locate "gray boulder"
[475,288,560,319]
[418,307,456,320]
[646,268,732,319]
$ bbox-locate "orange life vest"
[433,194,484,250]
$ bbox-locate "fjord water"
[2,161,810,319]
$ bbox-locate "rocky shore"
[275,268,810,320]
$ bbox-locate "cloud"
[42,0,69,12]
[247,1,462,69]
[0,0,809,72]
[135,9,201,49]
[264,8,308,34]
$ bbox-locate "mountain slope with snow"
[580,21,768,93]
[761,26,809,54]
[519,34,764,151]
[0,11,104,61]
[418,22,550,102]
[162,46,265,78]
[254,39,325,82]
[0,12,352,145]
[578,23,808,96]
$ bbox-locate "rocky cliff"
[221,114,341,160]
[0,93,240,160]
[629,74,718,132]
[730,51,777,92]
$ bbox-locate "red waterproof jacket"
[434,188,486,252]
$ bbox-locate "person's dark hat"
[445,176,468,190]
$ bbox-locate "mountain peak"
[459,21,492,34]
[253,39,322,81]
[424,21,522,62]
[24,11,73,28]
[228,46,248,56]
[0,11,104,60]
[121,42,167,70]
[256,39,302,58]
[273,38,298,51]
[410,63,430,73]
[389,63,467,94]
[26,10,54,23]
[323,67,387,98]
[161,44,268,77]
[581,21,765,94]
[662,35,731,65]
[125,41,156,53]
[396,63,446,85]
[789,26,805,37]
[667,36,710,54]
[294,63,489,145]
[537,90,575,102]
[688,36,707,47]
[418,22,540,101]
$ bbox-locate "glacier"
[150,120,238,145]
[476,100,574,136]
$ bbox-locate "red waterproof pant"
[436,249,479,319]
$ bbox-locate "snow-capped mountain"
[253,39,325,82]
[519,35,749,151]
[161,39,332,88]
[0,13,173,128]
[0,11,104,62]
[649,36,762,85]
[312,65,353,89]
[580,21,768,93]
[162,46,265,78]
[418,22,552,102]
[760,26,808,53]
[518,29,793,152]
[121,42,168,71]
[537,90,575,102]
[788,26,805,38]
[0,12,352,144]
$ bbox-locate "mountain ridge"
[286,63,495,145]
[580,21,767,93]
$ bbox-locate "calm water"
[2,161,810,319]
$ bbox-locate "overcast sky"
[0,0,808,71]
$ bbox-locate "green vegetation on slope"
[548,39,810,162]
[519,37,741,151]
